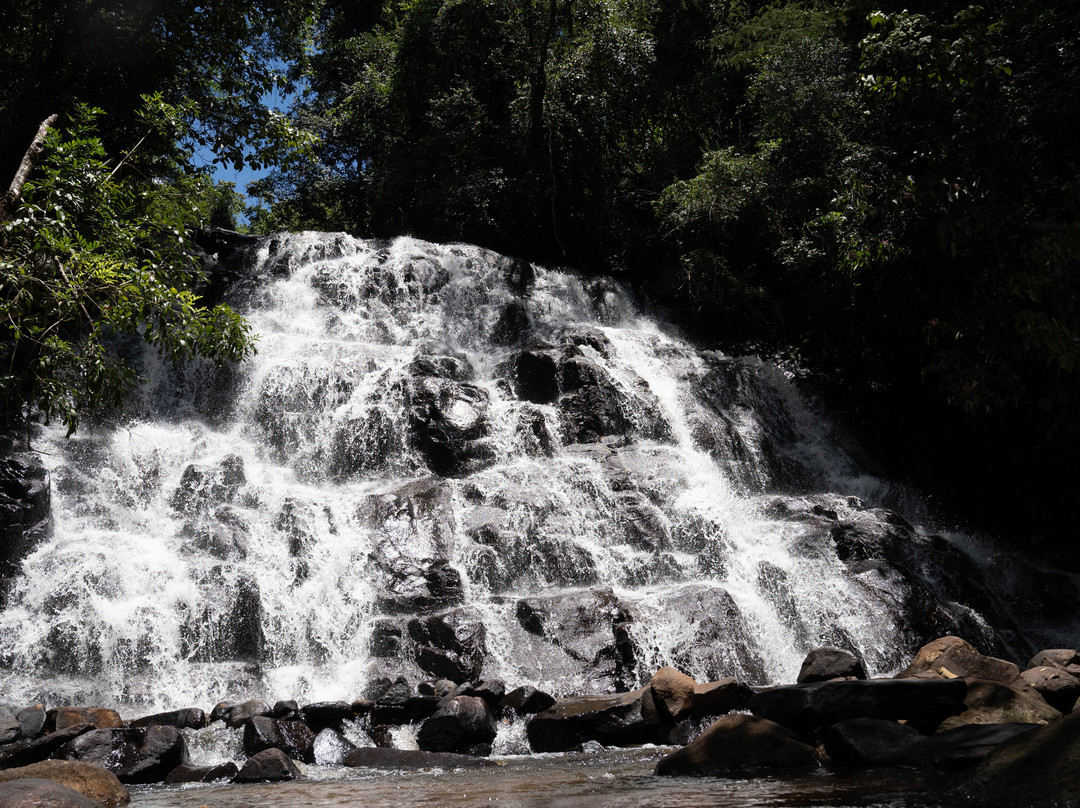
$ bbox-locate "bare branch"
[1,114,60,223]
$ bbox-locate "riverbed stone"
[525,686,663,752]
[0,779,100,808]
[234,748,302,783]
[0,759,129,806]
[312,728,360,766]
[1027,648,1080,670]
[500,686,555,716]
[0,723,94,768]
[1021,665,1080,712]
[301,701,353,733]
[164,762,238,784]
[127,708,206,730]
[654,714,819,776]
[47,708,122,732]
[53,726,187,784]
[0,708,19,744]
[224,699,272,728]
[798,647,867,683]
[691,678,752,718]
[16,705,46,741]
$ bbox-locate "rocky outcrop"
[408,610,487,683]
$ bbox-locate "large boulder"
[500,686,556,716]
[53,726,187,784]
[897,638,1022,686]
[234,748,302,783]
[650,666,696,722]
[0,760,129,806]
[369,676,439,725]
[899,723,1039,768]
[936,679,1061,732]
[17,705,46,741]
[223,699,272,728]
[822,718,922,766]
[1021,665,1080,712]
[127,708,206,730]
[312,729,360,766]
[0,724,94,769]
[416,696,497,755]
[526,687,663,752]
[654,714,819,776]
[408,610,487,684]
[301,702,353,733]
[0,707,19,744]
[797,647,867,683]
[0,779,100,808]
[691,678,753,718]
[954,712,1080,806]
[749,679,968,735]
[47,708,122,732]
[242,716,316,763]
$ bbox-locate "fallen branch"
[1,114,59,223]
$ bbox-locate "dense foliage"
[0,0,320,435]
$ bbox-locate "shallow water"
[129,748,951,808]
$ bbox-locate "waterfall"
[0,233,1019,710]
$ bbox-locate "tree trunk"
[1,114,58,223]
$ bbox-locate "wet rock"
[953,712,1080,806]
[526,687,663,752]
[178,507,250,560]
[0,760,128,806]
[54,726,187,784]
[370,676,439,725]
[406,355,492,477]
[224,699,272,728]
[408,610,487,684]
[0,453,51,605]
[0,724,94,768]
[46,708,122,732]
[209,701,236,724]
[417,696,497,755]
[361,478,465,615]
[1028,648,1080,670]
[500,686,556,716]
[650,666,696,722]
[312,728,359,766]
[273,700,301,721]
[170,455,245,514]
[16,704,46,741]
[936,679,1061,732]
[822,718,922,766]
[184,575,264,662]
[0,707,19,744]
[797,647,867,684]
[127,708,206,730]
[234,748,302,783]
[302,702,353,733]
[243,716,315,763]
[369,619,404,657]
[513,346,560,404]
[691,678,753,719]
[491,300,530,346]
[0,779,100,808]
[164,762,238,784]
[469,680,506,711]
[1021,665,1080,712]
[749,679,968,736]
[654,714,819,776]
[342,747,497,770]
[515,588,635,692]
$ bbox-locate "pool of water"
[129,747,955,807]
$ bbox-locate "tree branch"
[1,114,59,223]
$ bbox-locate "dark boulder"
[234,748,302,783]
[654,714,819,776]
[127,708,206,730]
[749,679,968,736]
[408,610,487,684]
[164,762,238,784]
[900,723,1039,768]
[0,707,19,744]
[797,647,867,684]
[691,678,753,718]
[1028,648,1080,670]
[0,723,94,768]
[822,718,922,766]
[16,705,46,741]
[953,712,1080,806]
[405,355,492,477]
[897,639,1022,686]
[242,716,316,763]
[500,686,556,716]
[46,708,122,732]
[224,699,272,729]
[370,676,439,725]
[513,347,559,404]
[273,700,301,721]
[936,679,1061,732]
[53,726,187,784]
[170,455,245,514]
[302,701,353,733]
[416,696,497,755]
[650,666,696,722]
[0,779,100,808]
[342,747,497,770]
[526,687,663,752]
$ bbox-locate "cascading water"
[0,233,1021,711]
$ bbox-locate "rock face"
[691,679,752,718]
[53,726,187,784]
[408,610,487,683]
[0,760,129,806]
[955,712,1080,806]
[525,687,662,752]
[0,450,51,605]
[655,714,819,776]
